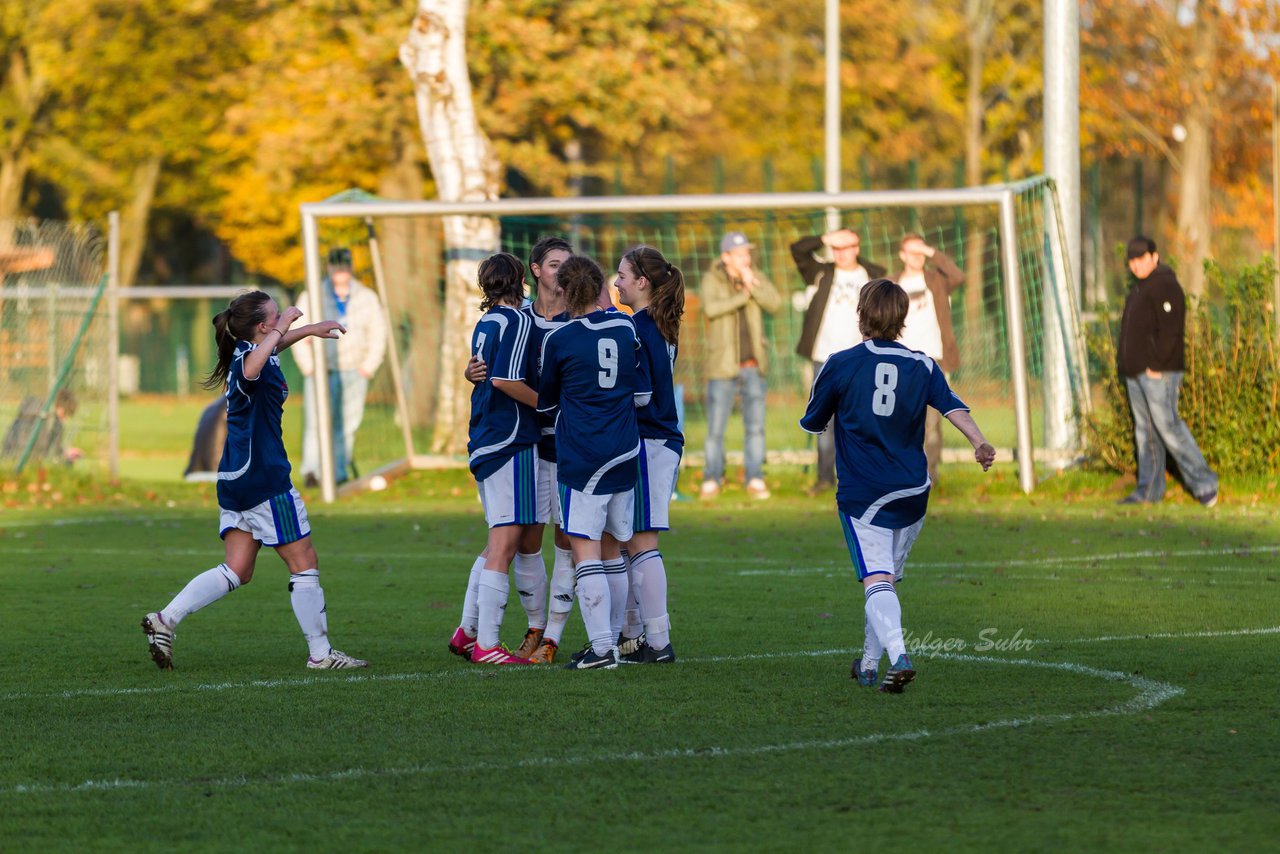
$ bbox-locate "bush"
[1081,259,1280,476]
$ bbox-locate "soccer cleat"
[471,642,533,665]
[563,647,619,670]
[515,627,545,659]
[448,626,477,661]
[141,612,175,670]
[1116,494,1145,505]
[617,632,646,658]
[851,658,878,687]
[877,654,916,694]
[746,478,771,500]
[569,642,594,664]
[529,638,559,664]
[307,649,369,669]
[622,642,676,664]
[1199,490,1219,507]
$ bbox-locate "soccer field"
[2,468,1278,851]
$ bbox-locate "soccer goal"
[298,177,1089,501]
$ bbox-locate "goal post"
[300,177,1088,501]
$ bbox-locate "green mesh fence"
[306,179,1086,486]
[0,220,108,476]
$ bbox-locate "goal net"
[299,178,1088,499]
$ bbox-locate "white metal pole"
[301,212,337,503]
[824,0,841,232]
[1000,192,1036,494]
[365,218,416,463]
[107,211,120,478]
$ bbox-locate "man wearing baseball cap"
[1116,235,1218,506]
[699,231,782,499]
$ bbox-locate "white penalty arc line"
[0,651,1182,798]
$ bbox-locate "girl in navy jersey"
[141,291,368,670]
[613,246,685,663]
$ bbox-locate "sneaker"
[617,632,646,658]
[1198,490,1219,507]
[699,479,721,500]
[746,478,771,500]
[850,657,878,687]
[1116,494,1145,505]
[806,481,835,498]
[307,649,369,669]
[515,627,545,659]
[623,642,676,664]
[563,647,619,670]
[529,638,559,664]
[448,626,477,660]
[877,654,916,694]
[141,612,175,670]
[471,642,532,665]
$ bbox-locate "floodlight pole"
[301,213,338,504]
[824,0,841,232]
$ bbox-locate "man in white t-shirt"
[791,228,886,494]
[893,233,965,483]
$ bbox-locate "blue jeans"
[1125,371,1217,501]
[301,370,370,483]
[704,366,766,482]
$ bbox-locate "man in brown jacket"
[700,232,783,499]
[893,233,965,483]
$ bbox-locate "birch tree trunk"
[119,156,161,288]
[400,0,501,455]
[1175,6,1216,300]
[963,0,994,367]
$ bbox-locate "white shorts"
[633,439,681,532]
[559,482,635,542]
[839,513,925,582]
[477,447,539,528]
[536,458,561,526]
[220,488,311,547]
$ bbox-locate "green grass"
[2,467,1278,850]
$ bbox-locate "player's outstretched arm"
[945,410,996,471]
[278,319,345,352]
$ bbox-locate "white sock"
[459,556,484,636]
[513,552,548,630]
[544,547,576,644]
[574,561,613,654]
[631,549,671,648]
[289,569,330,659]
[477,569,509,649]
[865,580,906,662]
[862,618,885,672]
[160,563,240,626]
[620,547,642,638]
[602,557,628,642]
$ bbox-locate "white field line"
[0,649,1182,797]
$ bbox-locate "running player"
[538,255,647,670]
[141,291,368,670]
[799,279,995,693]
[454,252,542,665]
[613,246,685,664]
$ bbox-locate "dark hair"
[899,232,924,250]
[1126,235,1156,260]
[528,235,573,277]
[328,247,353,269]
[559,256,605,316]
[857,279,909,341]
[478,253,527,312]
[623,246,685,346]
[203,290,273,390]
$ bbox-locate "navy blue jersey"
[538,310,647,494]
[799,339,967,528]
[632,308,683,451]
[468,305,540,479]
[522,303,571,463]
[217,341,293,512]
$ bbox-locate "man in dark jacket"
[1116,236,1218,506]
[791,229,886,494]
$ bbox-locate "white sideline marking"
[1047,625,1280,645]
[0,650,1182,797]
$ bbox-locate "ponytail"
[202,291,272,390]
[625,246,685,346]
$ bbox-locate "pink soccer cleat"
[470,642,533,665]
[448,626,477,661]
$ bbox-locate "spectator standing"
[294,248,389,486]
[700,232,782,500]
[791,228,885,495]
